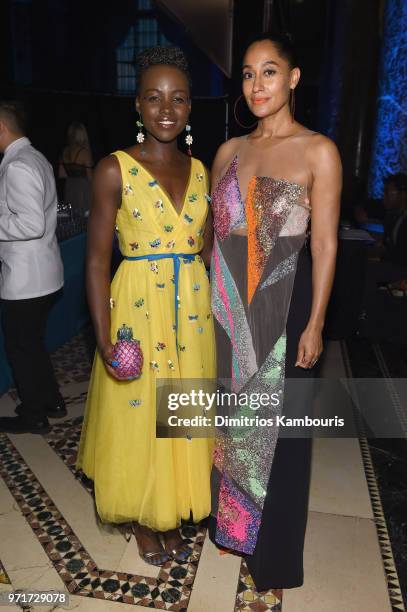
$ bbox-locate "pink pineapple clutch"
[111,324,143,379]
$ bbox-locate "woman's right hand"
[99,342,127,380]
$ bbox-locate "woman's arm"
[295,135,342,369]
[200,206,214,267]
[85,148,94,180]
[58,147,68,178]
[77,147,94,180]
[199,165,213,267]
[58,161,67,178]
[86,155,123,379]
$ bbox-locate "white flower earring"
[136,115,145,144]
[185,123,193,156]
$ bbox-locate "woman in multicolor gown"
[208,31,342,597]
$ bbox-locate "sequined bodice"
[212,155,310,241]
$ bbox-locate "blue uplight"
[368,0,407,198]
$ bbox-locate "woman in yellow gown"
[76,46,215,565]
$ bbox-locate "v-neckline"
[120,150,194,218]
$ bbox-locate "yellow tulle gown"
[76,151,216,531]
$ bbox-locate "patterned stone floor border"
[0,432,202,610]
[19,318,285,610]
[7,329,398,611]
[43,415,282,610]
[358,437,405,612]
[341,341,406,612]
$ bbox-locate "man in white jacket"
[0,101,65,434]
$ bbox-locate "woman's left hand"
[295,326,323,369]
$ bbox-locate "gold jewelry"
[233,94,257,130]
[289,88,296,118]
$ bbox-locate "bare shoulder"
[95,154,120,175]
[212,137,243,180]
[305,132,341,168]
[93,154,122,188]
[218,136,242,154]
[77,146,93,165]
[215,136,244,162]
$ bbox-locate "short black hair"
[384,173,407,193]
[243,30,298,69]
[136,45,191,91]
[0,100,27,134]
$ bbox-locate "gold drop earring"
[289,88,295,120]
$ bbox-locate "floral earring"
[185,123,193,156]
[136,115,145,144]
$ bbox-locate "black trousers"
[1,290,63,422]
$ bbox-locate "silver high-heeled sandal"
[131,523,170,566]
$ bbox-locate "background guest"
[382,173,407,267]
[0,100,65,434]
[58,121,93,213]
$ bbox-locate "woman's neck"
[138,136,181,164]
[253,105,298,140]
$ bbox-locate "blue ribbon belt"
[123,253,196,349]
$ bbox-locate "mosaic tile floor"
[0,431,201,609]
[49,415,282,610]
[0,329,281,611]
[0,330,401,611]
[0,422,281,611]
